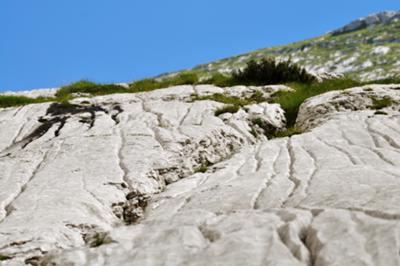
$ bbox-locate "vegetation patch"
[272,78,361,126]
[271,127,303,138]
[0,95,53,108]
[370,96,393,109]
[250,117,282,138]
[374,110,388,115]
[0,254,12,261]
[194,91,269,118]
[200,73,234,87]
[194,91,267,105]
[231,58,316,85]
[364,77,400,85]
[194,161,212,173]
[193,93,250,106]
[1,54,399,124]
[129,72,199,93]
[250,117,303,139]
[56,80,129,98]
[215,105,240,116]
[84,232,113,248]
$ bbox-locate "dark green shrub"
[231,58,315,85]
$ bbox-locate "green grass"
[215,105,240,116]
[1,74,200,109]
[193,93,251,106]
[370,96,393,110]
[0,95,54,108]
[84,232,113,248]
[364,77,400,85]
[56,80,129,98]
[194,164,209,173]
[271,127,303,138]
[272,78,362,126]
[0,255,12,261]
[129,72,199,92]
[1,67,399,134]
[194,91,268,117]
[374,110,388,115]
[200,73,234,87]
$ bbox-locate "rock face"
[331,11,400,35]
[0,84,400,265]
[296,84,400,130]
[0,85,286,265]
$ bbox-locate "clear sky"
[1,0,398,91]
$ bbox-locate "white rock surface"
[0,84,399,265]
[0,85,286,265]
[296,84,400,130]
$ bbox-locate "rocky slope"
[0,83,399,265]
[160,11,400,81]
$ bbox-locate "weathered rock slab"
[0,84,399,265]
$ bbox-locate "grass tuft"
[194,93,250,106]
[85,232,113,248]
[272,78,361,126]
[129,72,199,92]
[194,164,209,173]
[0,255,12,261]
[370,97,393,110]
[56,80,128,98]
[374,110,388,115]
[215,105,240,116]
[200,73,234,87]
[271,127,303,138]
[0,95,54,108]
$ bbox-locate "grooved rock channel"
[0,84,400,265]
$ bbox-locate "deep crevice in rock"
[111,105,124,124]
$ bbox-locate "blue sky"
[0,1,398,91]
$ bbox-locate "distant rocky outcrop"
[165,11,400,82]
[331,11,400,35]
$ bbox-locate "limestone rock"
[331,11,400,35]
[0,84,399,265]
[0,85,286,264]
[296,84,400,130]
